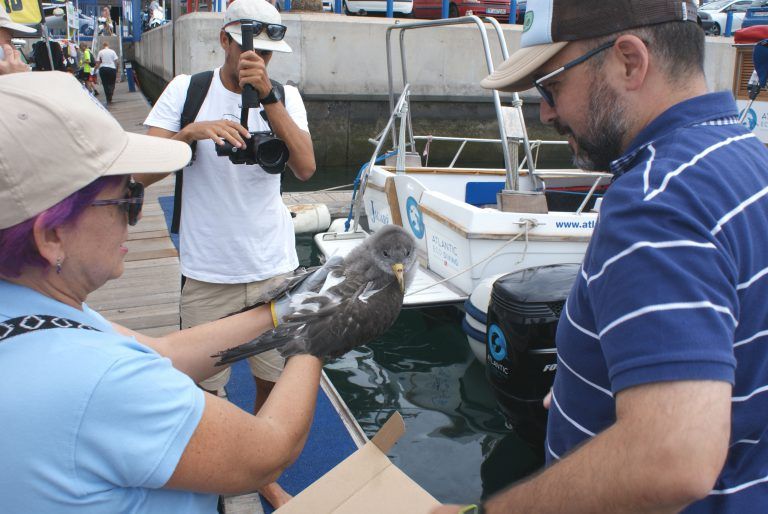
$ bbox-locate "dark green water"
[295,220,546,503]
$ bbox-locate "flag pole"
[36,0,55,70]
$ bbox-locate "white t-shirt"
[97,48,119,69]
[144,68,309,283]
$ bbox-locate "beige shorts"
[180,274,292,391]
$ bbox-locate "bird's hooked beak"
[392,263,405,293]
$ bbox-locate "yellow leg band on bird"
[270,301,279,328]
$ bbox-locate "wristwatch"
[260,87,280,105]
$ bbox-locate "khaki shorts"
[181,274,292,391]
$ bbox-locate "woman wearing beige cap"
[0,71,323,513]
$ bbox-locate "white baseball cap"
[223,0,292,53]
[0,6,37,36]
[0,72,191,229]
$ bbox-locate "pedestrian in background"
[97,41,119,104]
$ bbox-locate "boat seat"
[465,181,505,206]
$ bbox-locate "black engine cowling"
[486,264,580,434]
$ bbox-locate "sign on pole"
[2,0,43,24]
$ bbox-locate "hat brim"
[481,42,568,92]
[226,27,292,53]
[1,20,37,35]
[103,132,192,176]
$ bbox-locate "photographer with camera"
[136,0,315,507]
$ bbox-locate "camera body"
[215,130,289,174]
[215,20,290,174]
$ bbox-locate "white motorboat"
[315,16,609,310]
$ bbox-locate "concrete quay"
[131,14,740,168]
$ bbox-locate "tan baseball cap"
[0,72,191,229]
[0,6,36,36]
[481,0,699,92]
[223,0,292,53]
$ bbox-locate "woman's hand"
[178,119,251,148]
[0,44,29,76]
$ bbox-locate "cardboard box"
[275,412,441,514]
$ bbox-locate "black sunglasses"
[534,40,616,108]
[91,181,144,226]
[225,19,287,41]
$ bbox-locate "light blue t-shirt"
[0,280,217,513]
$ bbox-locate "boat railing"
[385,15,540,191]
[411,135,569,171]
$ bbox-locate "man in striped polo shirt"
[434,1,768,513]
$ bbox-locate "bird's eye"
[383,250,389,257]
[406,250,411,256]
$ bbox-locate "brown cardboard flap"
[275,412,440,514]
[331,466,440,514]
[371,411,405,453]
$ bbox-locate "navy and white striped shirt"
[548,91,768,512]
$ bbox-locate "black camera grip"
[239,21,260,128]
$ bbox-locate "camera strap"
[172,73,287,235]
[0,315,101,344]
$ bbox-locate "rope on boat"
[404,218,539,297]
[286,183,355,196]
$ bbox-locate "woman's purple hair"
[0,176,124,278]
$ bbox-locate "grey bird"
[215,225,418,363]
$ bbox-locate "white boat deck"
[314,231,467,308]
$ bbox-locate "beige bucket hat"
[0,72,191,229]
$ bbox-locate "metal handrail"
[410,135,569,170]
[483,16,540,190]
[385,16,537,191]
[351,85,412,233]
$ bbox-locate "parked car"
[342,0,413,15]
[412,0,524,22]
[275,0,333,11]
[742,0,768,28]
[698,0,751,35]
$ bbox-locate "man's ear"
[612,34,649,92]
[220,30,230,51]
[32,216,65,269]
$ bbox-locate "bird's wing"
[214,280,403,364]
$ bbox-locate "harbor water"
[296,231,545,503]
[289,163,561,503]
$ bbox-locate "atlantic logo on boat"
[430,233,460,269]
[369,200,391,226]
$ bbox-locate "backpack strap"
[171,70,215,235]
[0,315,101,343]
[171,74,287,234]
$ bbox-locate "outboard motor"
[486,264,580,436]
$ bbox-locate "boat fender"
[290,203,331,234]
[328,217,350,233]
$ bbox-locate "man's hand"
[0,44,29,76]
[178,119,251,148]
[238,50,272,98]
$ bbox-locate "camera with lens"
[217,19,289,174]
[216,131,289,174]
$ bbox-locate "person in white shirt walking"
[97,42,119,104]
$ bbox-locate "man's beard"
[556,80,631,172]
